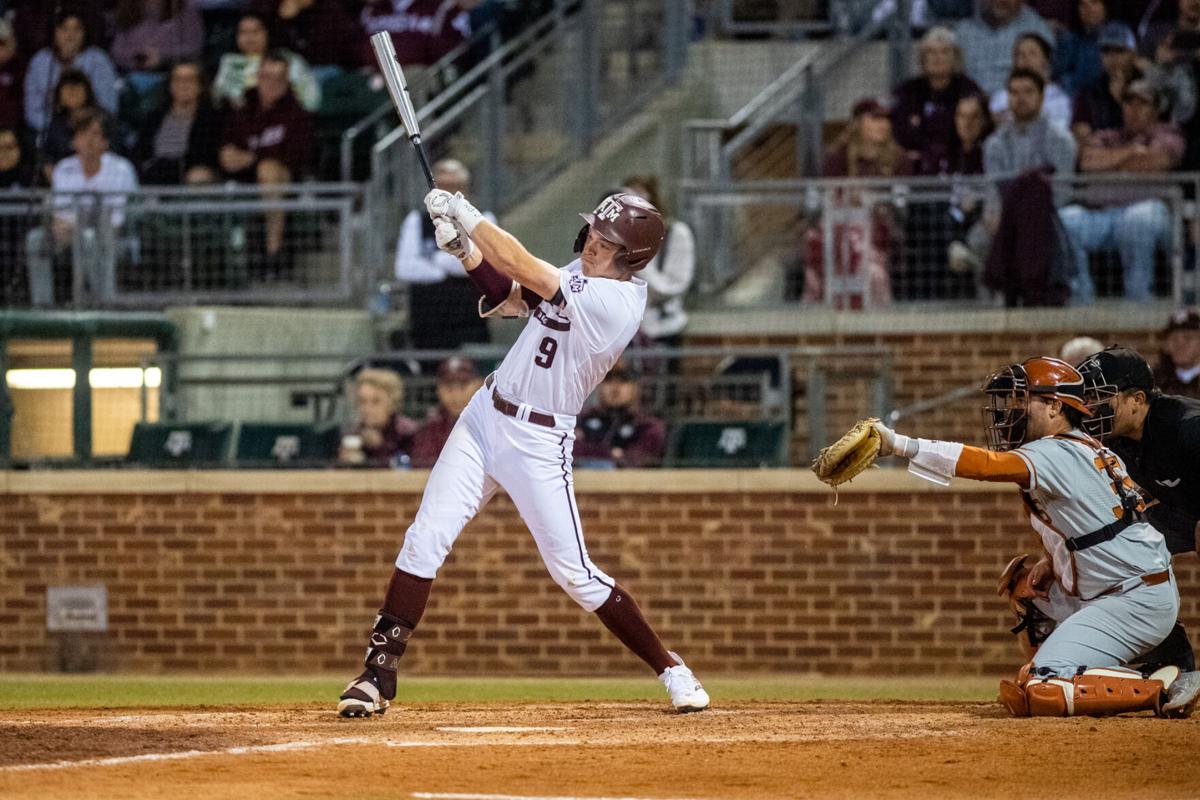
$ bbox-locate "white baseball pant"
[394,384,615,611]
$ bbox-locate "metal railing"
[122,344,892,466]
[682,3,911,185]
[680,172,1200,307]
[0,184,366,309]
[338,20,502,182]
[364,0,691,286]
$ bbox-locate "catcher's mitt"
[812,418,882,499]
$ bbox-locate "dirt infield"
[1,700,1198,799]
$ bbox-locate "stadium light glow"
[5,368,162,390]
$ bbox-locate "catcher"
[817,356,1199,717]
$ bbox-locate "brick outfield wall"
[2,472,1197,677]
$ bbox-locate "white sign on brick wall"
[46,586,108,632]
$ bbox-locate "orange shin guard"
[1021,669,1168,717]
[1000,665,1170,718]
[1072,669,1166,716]
[998,663,1035,717]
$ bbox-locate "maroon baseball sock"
[594,584,674,674]
[381,568,433,628]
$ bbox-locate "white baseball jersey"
[1014,431,1171,601]
[392,260,645,614]
[493,259,647,416]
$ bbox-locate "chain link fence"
[683,173,1200,308]
[0,184,365,309]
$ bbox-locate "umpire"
[1081,345,1200,673]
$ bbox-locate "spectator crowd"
[338,356,670,470]
[808,0,1200,307]
[0,1,533,192]
[0,0,549,303]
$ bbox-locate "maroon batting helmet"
[573,193,665,272]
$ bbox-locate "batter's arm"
[469,219,561,300]
[425,189,561,300]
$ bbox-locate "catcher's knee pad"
[1020,667,1171,717]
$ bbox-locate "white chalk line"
[413,794,702,800]
[0,737,583,774]
[436,726,570,734]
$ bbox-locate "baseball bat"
[369,31,436,188]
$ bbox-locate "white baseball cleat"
[337,673,390,718]
[1162,669,1200,718]
[660,651,710,713]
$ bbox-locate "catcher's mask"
[981,357,1093,451]
[573,193,665,272]
[1076,346,1154,440]
[1077,353,1119,440]
[982,364,1029,452]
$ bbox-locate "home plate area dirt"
[1,701,1199,799]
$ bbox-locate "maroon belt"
[1142,570,1171,587]
[1098,569,1171,598]
[485,374,556,428]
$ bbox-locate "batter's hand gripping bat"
[370,31,437,189]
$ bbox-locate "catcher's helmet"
[573,193,665,272]
[981,357,1092,451]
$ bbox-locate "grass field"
[0,673,1000,709]
[4,674,1197,800]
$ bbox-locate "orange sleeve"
[955,446,1031,488]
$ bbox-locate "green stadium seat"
[664,421,788,468]
[233,423,340,468]
[126,422,234,467]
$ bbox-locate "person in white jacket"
[622,174,695,344]
[393,158,495,350]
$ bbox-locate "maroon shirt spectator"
[0,21,24,131]
[257,0,369,68]
[1076,80,1185,209]
[219,58,314,180]
[891,26,983,176]
[339,367,419,468]
[360,0,470,66]
[111,0,204,73]
[410,356,483,469]
[361,413,419,466]
[573,363,665,469]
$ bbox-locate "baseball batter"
[338,190,709,717]
[875,357,1198,717]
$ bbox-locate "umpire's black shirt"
[1111,393,1200,555]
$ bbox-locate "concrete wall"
[163,307,375,424]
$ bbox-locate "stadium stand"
[0,0,1197,472]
